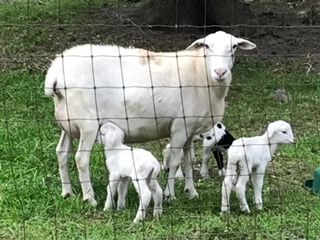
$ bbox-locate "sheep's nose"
[214,68,227,79]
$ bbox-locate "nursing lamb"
[45,31,256,206]
[100,122,162,224]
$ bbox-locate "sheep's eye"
[206,136,212,140]
[217,123,222,128]
[205,44,210,49]
[232,44,237,49]
[282,131,287,134]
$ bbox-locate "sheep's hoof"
[220,210,230,215]
[117,203,126,210]
[153,208,163,219]
[200,169,209,178]
[184,188,199,199]
[240,206,250,214]
[61,191,74,199]
[84,197,97,207]
[256,203,263,211]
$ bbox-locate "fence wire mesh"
[1,0,320,239]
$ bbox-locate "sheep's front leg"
[235,173,250,213]
[132,180,152,224]
[213,148,225,177]
[75,126,99,207]
[56,130,74,198]
[183,142,198,199]
[251,164,267,210]
[200,147,212,178]
[104,174,120,210]
[117,178,130,210]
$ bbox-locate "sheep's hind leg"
[133,180,152,224]
[149,179,163,219]
[117,178,130,210]
[200,147,212,178]
[235,174,250,213]
[56,130,74,198]
[221,176,233,214]
[75,125,99,207]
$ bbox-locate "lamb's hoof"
[200,170,210,179]
[133,216,143,224]
[153,208,163,219]
[117,203,126,210]
[84,197,97,207]
[220,210,230,215]
[240,206,250,214]
[184,188,199,199]
[256,203,263,211]
[61,191,74,199]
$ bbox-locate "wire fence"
[1,0,320,239]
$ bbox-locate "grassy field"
[1,1,320,239]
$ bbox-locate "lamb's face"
[202,122,227,147]
[187,31,256,84]
[268,120,294,144]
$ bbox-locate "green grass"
[1,1,320,239]
[1,65,320,239]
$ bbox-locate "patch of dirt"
[2,0,320,72]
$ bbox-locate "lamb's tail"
[44,58,62,98]
[146,167,154,185]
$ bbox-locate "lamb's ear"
[186,38,207,50]
[235,38,256,50]
[266,124,277,138]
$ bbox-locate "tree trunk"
[132,0,256,35]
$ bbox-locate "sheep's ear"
[100,124,109,135]
[267,124,277,138]
[186,38,207,50]
[235,38,256,50]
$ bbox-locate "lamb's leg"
[183,140,198,199]
[75,125,99,207]
[251,165,266,210]
[56,130,74,198]
[117,178,130,210]
[221,176,233,214]
[200,146,212,178]
[213,148,225,177]
[104,174,120,210]
[149,179,163,219]
[132,180,152,224]
[175,165,184,180]
[235,173,250,213]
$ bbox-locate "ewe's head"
[99,122,125,149]
[187,31,256,84]
[202,122,227,147]
[266,120,294,144]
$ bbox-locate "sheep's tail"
[146,167,154,185]
[227,154,241,185]
[44,58,62,98]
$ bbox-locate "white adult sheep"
[99,122,162,224]
[221,120,294,214]
[44,31,256,206]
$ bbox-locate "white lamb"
[100,122,163,224]
[221,120,294,214]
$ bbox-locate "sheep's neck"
[105,144,131,157]
[262,133,279,156]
